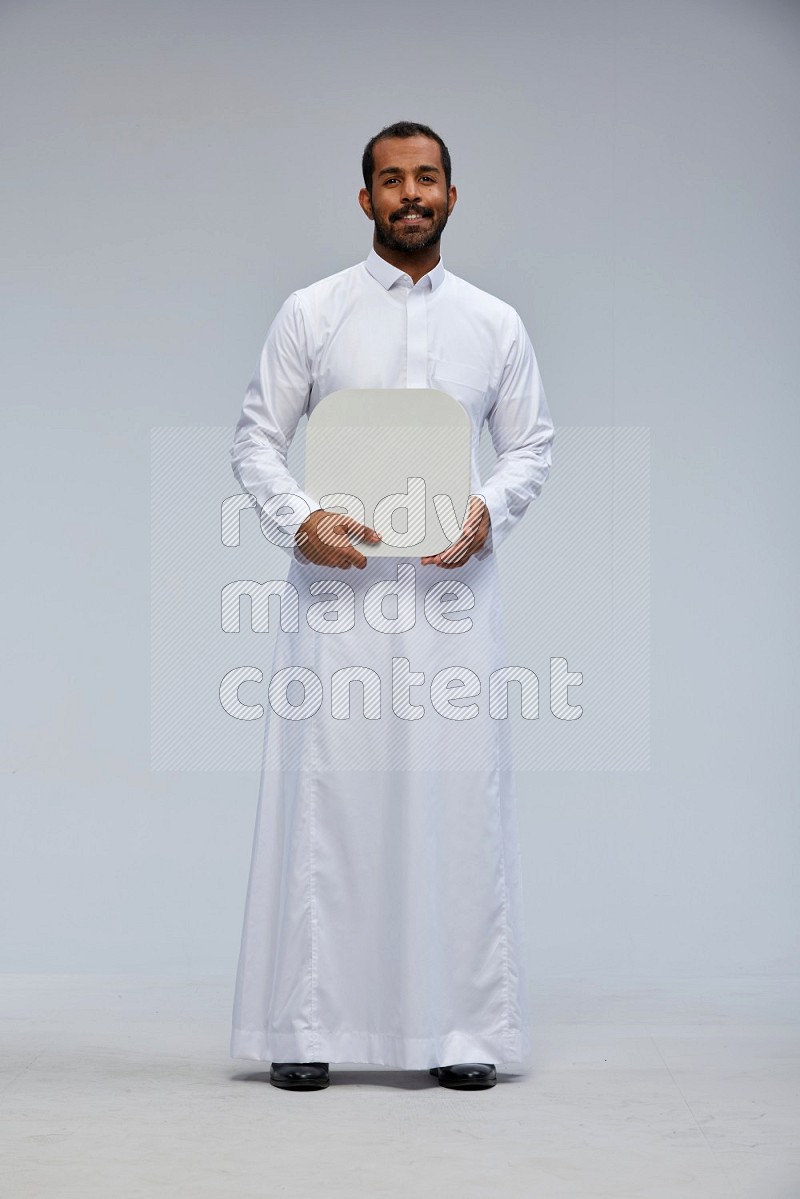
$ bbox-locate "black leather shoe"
[429,1063,496,1089]
[270,1062,330,1090]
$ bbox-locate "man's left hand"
[420,495,491,568]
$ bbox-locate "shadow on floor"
[232,1068,520,1089]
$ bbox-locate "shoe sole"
[435,1079,496,1089]
[429,1068,496,1090]
[270,1077,330,1090]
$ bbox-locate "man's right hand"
[294,508,382,568]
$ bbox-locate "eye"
[420,175,435,182]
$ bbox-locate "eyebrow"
[377,164,441,176]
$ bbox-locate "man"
[230,121,554,1091]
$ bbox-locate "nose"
[400,176,421,204]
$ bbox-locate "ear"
[358,187,374,221]
[447,184,458,215]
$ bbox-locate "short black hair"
[362,121,452,192]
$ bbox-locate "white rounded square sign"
[305,388,472,557]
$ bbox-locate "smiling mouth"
[395,212,430,223]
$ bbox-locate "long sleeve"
[230,292,321,557]
[475,309,554,559]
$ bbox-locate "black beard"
[373,205,450,253]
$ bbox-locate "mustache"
[391,206,434,221]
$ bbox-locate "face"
[359,135,457,253]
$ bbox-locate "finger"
[423,536,468,566]
[340,514,382,543]
[315,513,351,548]
[319,517,367,549]
[438,534,471,563]
[460,510,483,539]
[341,543,368,569]
[314,545,346,568]
[451,501,483,545]
[318,545,351,568]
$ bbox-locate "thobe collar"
[364,246,446,293]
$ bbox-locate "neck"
[371,238,441,284]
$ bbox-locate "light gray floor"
[2,974,798,1198]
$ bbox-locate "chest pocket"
[431,359,491,399]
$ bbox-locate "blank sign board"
[305,388,472,557]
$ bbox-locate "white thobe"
[230,248,554,1069]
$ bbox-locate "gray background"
[2,0,797,983]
